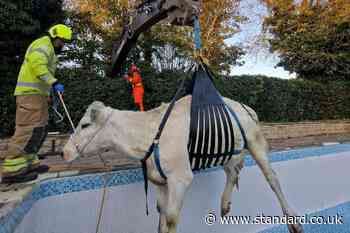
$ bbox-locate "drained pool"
[2,144,350,233]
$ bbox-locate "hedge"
[1,68,349,138]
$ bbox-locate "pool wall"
[1,144,350,233]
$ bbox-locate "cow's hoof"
[287,222,304,233]
[221,201,231,216]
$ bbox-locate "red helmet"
[130,64,139,73]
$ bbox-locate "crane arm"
[111,0,200,76]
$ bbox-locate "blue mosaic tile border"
[0,174,105,233]
[196,143,350,174]
[245,143,350,167]
[0,170,146,233]
[259,201,350,233]
[1,143,350,233]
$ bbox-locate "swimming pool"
[2,143,350,233]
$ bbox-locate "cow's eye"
[81,123,91,129]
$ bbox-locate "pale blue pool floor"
[258,143,350,233]
[260,201,350,233]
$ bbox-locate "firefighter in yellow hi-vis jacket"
[1,24,72,184]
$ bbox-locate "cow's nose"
[62,151,71,161]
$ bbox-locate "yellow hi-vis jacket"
[14,36,58,96]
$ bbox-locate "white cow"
[63,95,303,233]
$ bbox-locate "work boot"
[1,171,38,184]
[26,154,50,174]
[1,157,38,184]
[2,157,29,176]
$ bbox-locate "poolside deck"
[36,133,350,173]
[1,133,350,175]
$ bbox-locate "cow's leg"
[165,174,193,233]
[247,130,304,233]
[156,185,168,233]
[221,153,245,216]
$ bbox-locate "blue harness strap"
[225,104,248,150]
[140,67,192,215]
[194,18,202,50]
[154,143,167,179]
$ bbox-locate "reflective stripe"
[132,83,143,88]
[3,157,27,166]
[39,75,50,82]
[2,163,28,173]
[16,82,42,88]
[16,82,50,94]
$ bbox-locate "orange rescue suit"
[126,70,144,111]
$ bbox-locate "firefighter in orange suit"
[124,64,144,111]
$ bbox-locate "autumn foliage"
[70,0,245,73]
[261,0,350,81]
[199,0,246,72]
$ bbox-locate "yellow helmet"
[48,24,73,42]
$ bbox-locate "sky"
[230,55,296,79]
[226,0,296,79]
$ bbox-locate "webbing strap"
[154,79,187,141]
[154,144,166,179]
[141,159,150,215]
[141,67,191,215]
[225,105,248,150]
[194,18,202,50]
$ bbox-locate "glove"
[53,82,64,94]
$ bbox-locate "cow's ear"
[90,108,102,122]
[89,101,105,122]
[91,101,105,108]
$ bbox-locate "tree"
[261,0,350,81]
[0,0,64,74]
[69,0,246,75]
[61,11,107,75]
[199,0,246,73]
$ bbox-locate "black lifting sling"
[188,63,247,171]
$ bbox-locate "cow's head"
[63,101,114,162]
